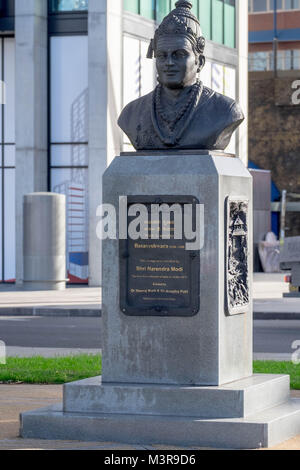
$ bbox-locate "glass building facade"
[50,36,89,283]
[0,37,15,283]
[249,50,300,71]
[249,0,300,12]
[50,0,89,12]
[0,0,247,286]
[124,0,236,48]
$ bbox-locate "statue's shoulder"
[200,86,244,125]
[118,91,154,133]
[198,86,245,150]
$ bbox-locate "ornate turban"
[147,1,206,59]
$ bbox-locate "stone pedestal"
[20,152,300,448]
[101,151,252,386]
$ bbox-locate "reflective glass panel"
[51,168,89,283]
[199,0,212,40]
[270,0,283,9]
[140,0,155,19]
[51,36,88,143]
[51,144,88,167]
[124,0,139,14]
[211,62,224,93]
[293,0,300,9]
[4,38,15,144]
[140,41,155,96]
[4,145,15,167]
[4,168,15,282]
[212,0,224,45]
[123,35,140,107]
[156,0,171,23]
[293,49,300,70]
[0,39,2,143]
[224,65,236,99]
[201,60,212,87]
[51,0,88,12]
[0,169,2,281]
[224,0,236,48]
[253,0,267,11]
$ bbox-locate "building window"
[252,0,267,11]
[293,49,300,69]
[212,0,224,44]
[123,34,156,150]
[224,0,236,48]
[285,0,300,8]
[269,0,283,9]
[249,0,300,12]
[124,0,236,48]
[199,0,212,40]
[249,49,300,71]
[50,36,89,284]
[156,0,172,22]
[50,0,88,12]
[0,37,15,283]
[140,0,156,20]
[249,51,273,71]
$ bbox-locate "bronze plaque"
[120,196,200,317]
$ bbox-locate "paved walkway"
[0,285,101,316]
[0,273,298,319]
[253,273,289,299]
[0,384,299,450]
[1,345,295,361]
[5,347,102,358]
[254,298,300,319]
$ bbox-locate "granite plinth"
[102,152,253,386]
[20,374,300,449]
[63,374,289,419]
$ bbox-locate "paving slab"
[0,286,101,316]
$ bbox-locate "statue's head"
[147,1,206,89]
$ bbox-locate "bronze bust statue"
[118,0,244,151]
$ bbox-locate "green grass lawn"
[0,356,299,389]
[253,361,300,390]
[0,354,102,385]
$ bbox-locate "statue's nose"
[166,55,175,66]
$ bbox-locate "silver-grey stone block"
[20,398,300,449]
[102,152,253,386]
[63,374,290,419]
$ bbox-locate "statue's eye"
[157,52,166,59]
[175,51,187,58]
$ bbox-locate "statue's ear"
[197,55,205,73]
[147,39,154,59]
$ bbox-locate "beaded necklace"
[151,80,203,146]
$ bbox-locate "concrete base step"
[63,374,290,419]
[20,373,300,449]
[20,399,300,449]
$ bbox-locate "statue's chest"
[134,116,159,150]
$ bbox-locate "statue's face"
[156,36,199,89]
